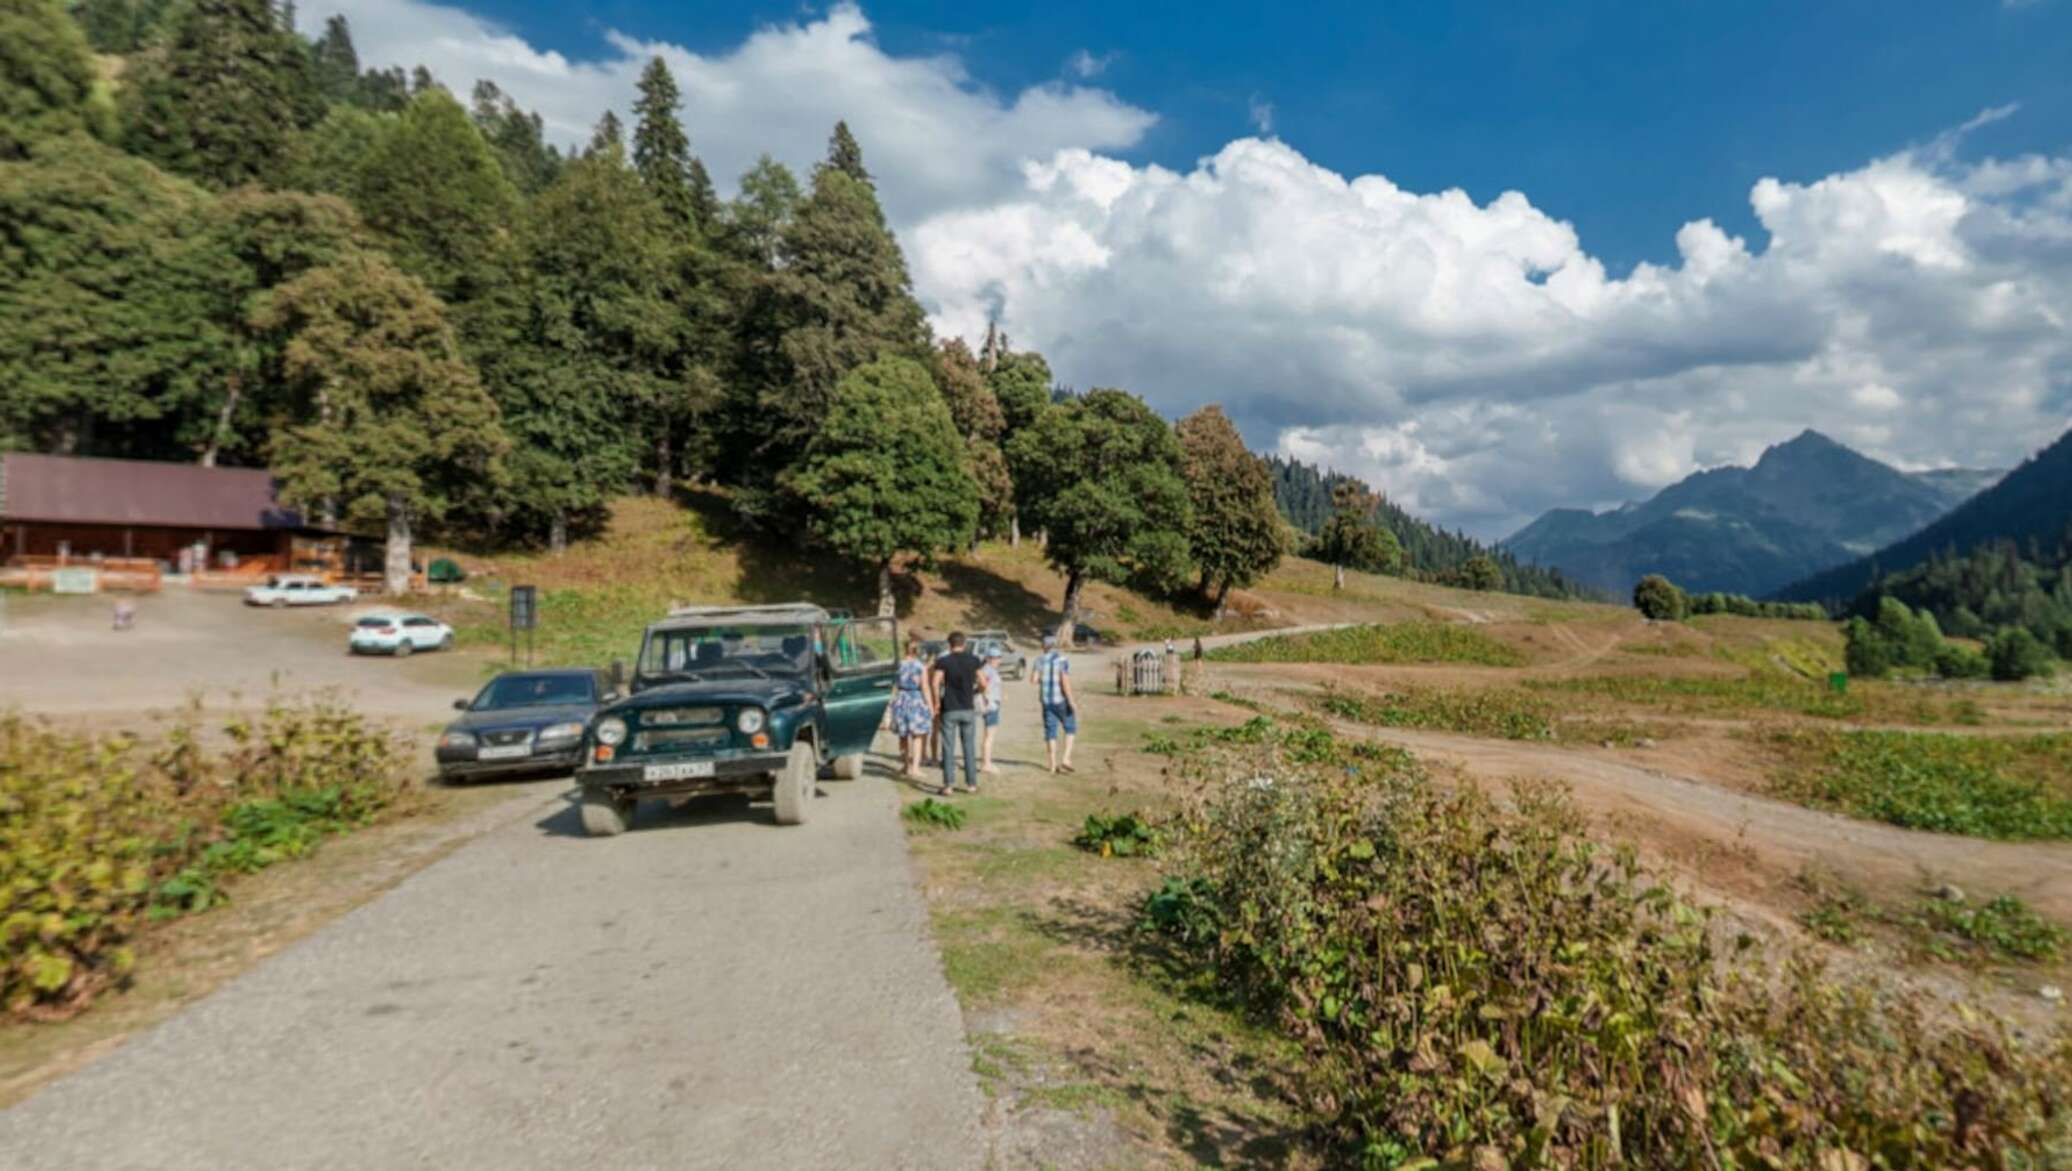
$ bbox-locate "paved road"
[0,770,985,1170]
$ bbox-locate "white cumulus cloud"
[299,0,1156,224]
[912,132,2072,537]
[296,0,2072,540]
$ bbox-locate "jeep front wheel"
[579,790,633,837]
[772,741,816,825]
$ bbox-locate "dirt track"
[1346,726,2072,924]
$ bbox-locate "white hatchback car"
[244,574,358,607]
[348,612,455,656]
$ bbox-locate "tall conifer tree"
[119,0,322,188]
[631,57,696,233]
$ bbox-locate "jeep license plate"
[478,744,531,761]
[644,761,715,782]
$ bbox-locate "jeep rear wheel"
[580,790,633,837]
[830,753,866,781]
[772,741,815,825]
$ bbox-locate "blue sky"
[313,0,2072,537]
[396,0,2070,272]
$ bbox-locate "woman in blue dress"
[891,639,934,780]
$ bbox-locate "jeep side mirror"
[452,698,468,711]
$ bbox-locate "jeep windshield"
[637,624,814,684]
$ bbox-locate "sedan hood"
[448,702,596,733]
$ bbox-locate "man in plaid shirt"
[1032,633,1076,773]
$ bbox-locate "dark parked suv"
[436,669,615,782]
[574,604,897,836]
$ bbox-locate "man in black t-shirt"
[930,631,986,794]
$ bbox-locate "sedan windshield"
[473,674,595,709]
[638,624,813,681]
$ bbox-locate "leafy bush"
[1632,573,1686,620]
[1767,728,2072,840]
[1319,684,1555,741]
[1,700,416,1018]
[1685,590,1828,621]
[1935,643,1992,679]
[1140,876,1219,944]
[1915,894,2066,962]
[1207,622,1524,667]
[1989,626,2054,682]
[1073,811,1163,857]
[1159,727,2072,1168]
[901,797,967,830]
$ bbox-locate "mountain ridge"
[1503,430,1998,597]
[1772,426,2072,604]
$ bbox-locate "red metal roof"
[0,454,309,531]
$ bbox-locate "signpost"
[510,584,537,666]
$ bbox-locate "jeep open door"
[821,616,897,759]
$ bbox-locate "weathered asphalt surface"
[0,773,986,1170]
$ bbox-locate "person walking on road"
[1033,634,1076,774]
[891,638,934,780]
[978,646,1005,775]
[930,632,986,795]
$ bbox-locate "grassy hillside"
[424,493,1627,668]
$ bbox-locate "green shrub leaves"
[1,699,416,1018]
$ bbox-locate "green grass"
[1315,684,1555,741]
[1528,671,1981,725]
[1766,728,2072,839]
[1914,894,2066,962]
[933,907,1058,1005]
[1208,621,1524,667]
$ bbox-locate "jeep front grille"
[632,727,729,752]
[641,706,725,726]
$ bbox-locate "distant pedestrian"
[1032,633,1076,774]
[978,647,1005,775]
[930,631,986,795]
[1193,636,1203,661]
[891,638,933,780]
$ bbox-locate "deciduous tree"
[783,357,977,617]
[0,136,210,454]
[259,253,507,595]
[1,0,111,157]
[1316,481,1398,589]
[1008,388,1194,642]
[471,149,685,546]
[351,87,517,305]
[1176,405,1285,610]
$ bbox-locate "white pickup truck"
[243,574,359,607]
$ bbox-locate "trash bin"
[1828,671,1848,694]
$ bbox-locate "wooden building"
[0,453,333,573]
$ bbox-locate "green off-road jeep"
[574,604,897,836]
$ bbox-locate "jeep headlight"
[539,722,584,741]
[735,707,766,735]
[595,717,628,746]
[438,730,476,750]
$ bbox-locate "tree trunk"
[384,496,413,597]
[1333,562,1345,591]
[1214,580,1232,619]
[655,430,673,498]
[1057,570,1084,646]
[549,507,568,554]
[200,373,242,468]
[1008,515,1020,547]
[876,558,896,619]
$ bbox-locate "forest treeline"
[1,0,1571,622]
[1268,456,1592,598]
